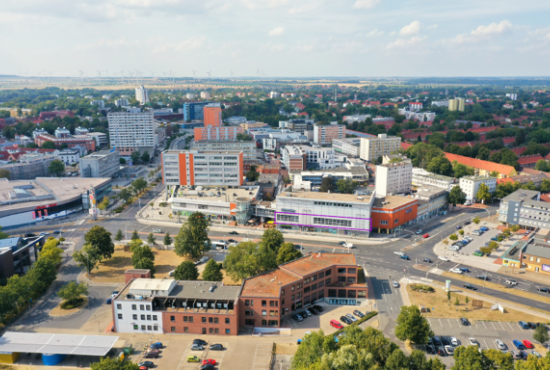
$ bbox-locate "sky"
[1,0,550,78]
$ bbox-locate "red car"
[330,320,343,329]
[523,340,534,349]
[203,359,217,366]
[423,233,430,238]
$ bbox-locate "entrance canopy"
[0,332,119,356]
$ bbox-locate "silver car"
[495,340,507,351]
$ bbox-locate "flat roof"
[130,278,174,292]
[119,279,240,301]
[461,175,497,182]
[0,332,118,357]
[281,253,356,276]
[170,186,259,203]
[373,195,417,209]
[524,243,550,259]
[502,189,540,203]
[241,269,301,298]
[277,190,372,203]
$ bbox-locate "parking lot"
[176,341,230,370]
[285,303,372,335]
[427,317,547,365]
[452,228,500,256]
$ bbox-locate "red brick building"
[371,196,418,234]
[35,133,96,152]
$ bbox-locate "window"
[277,214,299,222]
[318,272,324,279]
[189,317,194,323]
[184,327,189,333]
[117,304,122,309]
[134,325,138,330]
[147,315,151,320]
[268,320,278,326]
[325,270,332,276]
[153,315,157,321]
[326,278,331,285]
[153,325,158,331]
[226,329,231,334]
[304,286,311,293]
[380,220,388,225]
[291,285,295,291]
[338,276,346,283]
[118,314,123,319]
[245,310,254,316]
[202,317,207,323]
[141,315,145,320]
[202,328,207,334]
[311,283,317,290]
[262,320,267,326]
[348,290,356,298]
[184,316,188,322]
[270,301,278,307]
[319,280,325,288]
[347,277,356,284]
[282,299,285,305]
[245,319,255,326]
[225,318,230,324]
[245,300,251,306]
[291,295,295,300]
[313,217,352,227]
[262,300,267,307]
[537,258,541,263]
[281,289,285,296]
[348,268,356,274]
[338,268,346,274]
[140,305,144,310]
[262,310,267,316]
[146,305,151,310]
[358,290,366,298]
[209,328,214,334]
[530,256,534,261]
[132,304,137,310]
[171,327,176,332]
[170,316,175,322]
[141,325,146,330]
[305,278,310,284]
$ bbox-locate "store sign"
[542,264,550,273]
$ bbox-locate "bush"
[410,284,435,293]
[60,297,85,310]
[159,202,168,207]
[332,311,378,337]
[114,206,125,213]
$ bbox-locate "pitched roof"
[240,269,301,298]
[517,154,544,165]
[502,137,516,145]
[444,152,516,176]
[280,253,356,277]
[401,142,413,150]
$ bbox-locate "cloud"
[389,31,396,36]
[427,24,438,30]
[269,27,285,36]
[387,36,424,49]
[400,21,421,36]
[352,0,380,9]
[366,29,384,37]
[288,3,317,14]
[453,20,513,44]
[241,0,290,9]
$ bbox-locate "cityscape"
[1,1,550,370]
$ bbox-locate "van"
[212,241,227,249]
[472,230,482,236]
[169,270,175,277]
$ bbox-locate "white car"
[153,228,163,233]
[416,229,423,235]
[495,340,507,350]
[394,251,405,256]
[445,345,454,355]
[345,313,358,322]
[451,337,459,346]
[469,338,479,347]
[438,256,449,262]
[392,281,400,288]
[343,243,353,249]
[450,268,463,274]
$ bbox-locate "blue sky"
[1,0,549,77]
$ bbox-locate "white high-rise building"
[135,85,149,105]
[200,91,211,99]
[375,159,413,197]
[359,134,401,162]
[108,111,155,156]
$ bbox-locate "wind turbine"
[192,69,197,84]
[230,70,235,77]
[78,70,84,81]
[97,70,103,78]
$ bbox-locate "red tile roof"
[517,154,543,165]
[511,147,528,156]
[496,178,514,185]
[401,142,413,150]
[280,253,356,277]
[502,137,516,145]
[444,152,516,176]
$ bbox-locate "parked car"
[423,233,430,238]
[106,298,112,304]
[510,350,520,360]
[309,306,319,314]
[537,287,550,293]
[495,340,507,350]
[227,239,238,244]
[465,220,471,225]
[400,255,410,260]
[394,251,404,256]
[477,275,489,280]
[138,361,155,368]
[153,229,162,233]
[353,310,365,318]
[304,309,313,317]
[460,317,470,326]
[345,313,358,322]
[459,267,470,273]
[330,320,343,329]
[464,236,473,241]
[201,365,215,370]
[416,229,423,235]
[473,250,484,257]
[437,347,446,356]
[426,345,435,354]
[340,316,352,325]
[229,231,239,235]
[432,336,442,346]
[291,314,303,322]
[150,342,163,349]
[422,258,432,263]
[202,359,217,366]
[193,339,208,346]
[392,281,400,288]
[491,237,499,241]
[298,311,308,319]
[480,226,489,231]
[343,243,353,248]
[448,246,460,251]
[456,225,462,230]
[528,322,537,329]
[144,352,159,359]
[438,256,449,262]
[312,305,324,312]
[523,340,534,349]
[512,340,525,349]
[518,321,529,329]
[445,345,454,355]
[505,279,518,286]
[472,230,482,236]
[441,337,451,346]
[463,284,477,291]
[191,344,204,351]
[451,337,459,346]
[188,356,201,363]
[468,338,480,347]
[450,268,463,274]
[531,350,541,358]
[209,344,224,351]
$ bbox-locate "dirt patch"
[368,319,379,328]
[275,343,298,355]
[50,297,88,317]
[406,284,548,322]
[221,270,243,286]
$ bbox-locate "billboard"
[542,264,550,273]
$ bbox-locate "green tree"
[2,125,16,139]
[119,157,127,165]
[477,147,491,160]
[245,165,260,181]
[336,178,359,194]
[174,212,211,258]
[0,226,9,240]
[483,349,514,370]
[202,259,223,281]
[39,238,64,265]
[534,324,549,344]
[131,151,140,164]
[385,348,409,370]
[472,216,480,225]
[133,257,155,276]
[260,228,285,254]
[174,260,199,280]
[0,169,11,180]
[131,177,148,194]
[276,242,303,265]
[73,243,102,273]
[131,230,140,240]
[475,183,492,204]
[453,162,475,178]
[131,245,155,266]
[237,133,253,141]
[41,141,56,149]
[451,346,489,370]
[141,151,150,163]
[118,188,133,202]
[510,224,521,232]
[319,176,335,192]
[395,305,433,344]
[84,225,115,259]
[91,357,140,370]
[48,159,65,176]
[535,160,549,172]
[27,258,57,295]
[223,241,268,280]
[147,232,156,245]
[449,234,458,241]
[448,186,466,207]
[97,196,110,210]
[57,281,88,305]
[163,232,172,247]
[115,229,124,242]
[541,179,550,192]
[292,330,328,370]
[458,229,464,236]
[427,156,453,176]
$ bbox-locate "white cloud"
[288,3,317,14]
[389,31,396,36]
[366,29,384,37]
[352,0,380,9]
[400,21,421,36]
[427,24,438,30]
[387,36,424,49]
[269,27,285,36]
[241,0,290,9]
[453,20,513,44]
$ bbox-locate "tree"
[119,157,127,165]
[41,141,56,149]
[131,177,147,194]
[477,147,491,160]
[132,245,156,276]
[91,357,140,370]
[449,234,458,241]
[385,349,409,370]
[115,229,124,242]
[427,156,453,176]
[0,169,11,180]
[535,160,549,172]
[451,346,490,370]
[141,151,150,163]
[480,246,492,256]
[395,305,433,344]
[2,125,16,140]
[454,297,460,306]
[174,212,211,258]
[472,216,480,225]
[118,188,133,203]
[237,133,253,141]
[131,151,140,164]
[131,230,140,240]
[260,228,285,254]
[48,159,65,176]
[223,241,269,280]
[39,238,64,265]
[202,259,223,281]
[84,225,115,259]
[163,232,172,247]
[448,186,466,207]
[73,243,102,273]
[97,196,110,210]
[27,258,57,295]
[541,179,550,192]
[133,257,155,276]
[476,183,492,204]
[276,242,303,265]
[534,324,549,344]
[458,229,464,236]
[510,224,521,232]
[319,176,335,192]
[57,281,88,305]
[0,226,9,240]
[453,162,475,178]
[336,178,358,194]
[174,260,199,280]
[245,166,260,181]
[147,232,156,245]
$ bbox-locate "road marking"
[482,321,487,330]
[499,322,506,330]
[439,319,443,327]
[507,322,515,331]
[447,319,453,328]
[483,339,489,349]
[456,319,461,327]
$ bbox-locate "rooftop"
[241,269,301,298]
[170,186,260,203]
[501,189,540,203]
[461,175,497,182]
[277,190,373,203]
[280,253,356,277]
[444,152,516,176]
[373,195,417,209]
[164,149,243,155]
[81,150,118,158]
[524,243,550,260]
[501,240,527,261]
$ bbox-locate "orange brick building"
[194,126,244,141]
[371,196,418,234]
[204,104,222,127]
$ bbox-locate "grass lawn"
[406,284,548,323]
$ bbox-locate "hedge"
[331,310,378,337]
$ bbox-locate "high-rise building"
[183,101,211,121]
[191,140,256,160]
[161,149,244,186]
[193,126,244,141]
[80,150,121,178]
[135,85,149,105]
[203,103,222,127]
[108,111,155,155]
[313,122,346,145]
[359,134,401,162]
[375,159,413,197]
[448,98,465,112]
[200,91,211,99]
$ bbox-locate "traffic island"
[49,297,89,317]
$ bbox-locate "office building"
[203,104,222,127]
[431,100,449,107]
[498,189,549,229]
[0,155,58,180]
[413,185,449,222]
[506,93,518,101]
[225,116,247,125]
[193,126,244,141]
[262,138,277,151]
[375,159,413,197]
[161,149,244,187]
[0,236,45,279]
[291,167,368,191]
[58,149,80,165]
[275,190,374,236]
[80,150,120,178]
[342,114,371,123]
[115,98,129,107]
[107,111,155,155]
[459,175,496,203]
[359,134,401,162]
[34,134,96,153]
[313,122,346,145]
[183,101,211,122]
[191,140,257,160]
[371,196,418,234]
[278,119,314,134]
[86,132,108,147]
[240,122,269,131]
[74,127,89,135]
[281,145,340,171]
[332,138,361,157]
[135,85,149,105]
[412,168,456,189]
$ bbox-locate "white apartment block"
[58,149,80,165]
[108,111,155,155]
[332,138,361,157]
[281,145,341,170]
[90,100,105,108]
[412,168,455,189]
[135,85,149,105]
[431,100,449,107]
[262,138,277,151]
[200,91,211,99]
[459,175,497,203]
[375,160,412,197]
[359,134,401,162]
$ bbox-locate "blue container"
[42,353,66,366]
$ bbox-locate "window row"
[133,324,158,331]
[169,315,230,324]
[313,217,352,227]
[119,314,158,321]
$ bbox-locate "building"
[313,122,346,146]
[115,98,129,107]
[431,100,449,107]
[90,100,105,108]
[35,133,96,153]
[448,98,465,112]
[193,126,244,141]
[371,196,418,234]
[107,111,155,155]
[342,114,371,123]
[32,128,48,139]
[161,149,244,187]
[191,140,256,161]
[240,122,269,131]
[135,85,149,105]
[291,167,368,191]
[168,185,259,224]
[262,138,277,151]
[0,155,58,180]
[506,93,518,101]
[39,110,74,120]
[74,127,89,135]
[200,91,211,99]
[517,155,544,169]
[413,186,449,222]
[278,119,314,134]
[225,116,247,125]
[203,104,222,127]
[80,150,120,178]
[409,102,423,111]
[332,138,361,157]
[113,276,241,335]
[86,132,108,147]
[58,149,80,165]
[459,175,496,203]
[359,134,401,162]
[497,189,549,229]
[0,177,111,228]
[0,236,45,279]
[183,102,211,122]
[444,153,517,178]
[281,145,341,171]
[412,168,456,189]
[400,111,436,122]
[275,189,374,236]
[54,127,71,138]
[375,159,412,197]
